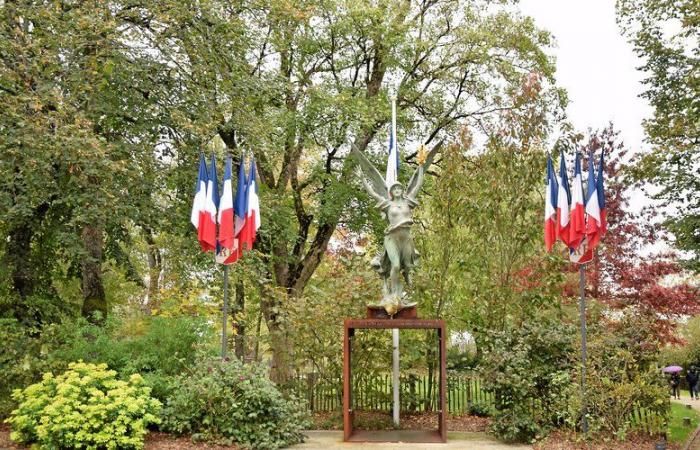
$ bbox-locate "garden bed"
[310,410,490,432]
[534,431,678,450]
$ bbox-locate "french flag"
[556,154,572,247]
[385,97,399,187]
[191,154,209,250]
[597,150,606,236]
[568,152,586,250]
[544,154,558,252]
[223,158,248,264]
[200,154,219,252]
[240,158,261,252]
[218,156,235,251]
[585,151,602,249]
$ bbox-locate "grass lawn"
[668,401,700,444]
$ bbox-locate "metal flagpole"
[390,91,400,427]
[578,263,588,434]
[392,328,400,426]
[222,264,229,358]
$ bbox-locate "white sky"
[518,0,655,216]
[519,0,653,155]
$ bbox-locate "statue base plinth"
[366,305,417,320]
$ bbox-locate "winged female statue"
[352,140,443,315]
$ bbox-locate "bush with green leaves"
[161,357,310,449]
[0,314,214,417]
[6,361,161,449]
[479,317,576,443]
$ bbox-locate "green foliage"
[661,316,700,370]
[617,0,700,269]
[6,361,161,449]
[567,311,670,439]
[0,314,214,417]
[160,357,310,449]
[468,402,492,417]
[479,317,576,443]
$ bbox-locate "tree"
[582,126,699,342]
[0,1,173,323]
[617,0,700,270]
[123,0,561,379]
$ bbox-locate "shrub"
[468,402,491,417]
[479,318,576,443]
[161,357,310,449]
[6,361,161,449]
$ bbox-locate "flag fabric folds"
[544,154,558,252]
[191,154,209,250]
[200,154,219,252]
[385,97,398,187]
[218,156,235,250]
[569,152,586,250]
[585,151,602,249]
[597,150,607,236]
[240,158,260,251]
[556,154,572,247]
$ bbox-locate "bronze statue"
[353,140,442,315]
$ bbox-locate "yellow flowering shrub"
[5,361,161,449]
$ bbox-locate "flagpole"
[222,264,229,358]
[578,263,588,435]
[390,91,400,427]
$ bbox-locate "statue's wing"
[406,139,444,198]
[351,145,388,199]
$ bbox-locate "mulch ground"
[534,430,679,450]
[311,410,490,432]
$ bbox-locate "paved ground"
[291,431,532,450]
[672,394,700,450]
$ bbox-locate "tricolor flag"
[597,150,607,235]
[240,158,261,252]
[200,154,219,252]
[556,154,572,247]
[568,152,586,250]
[385,97,399,187]
[544,154,558,252]
[218,156,235,250]
[191,154,209,250]
[585,151,602,249]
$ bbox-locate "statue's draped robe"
[371,196,420,281]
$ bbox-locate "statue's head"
[389,182,404,200]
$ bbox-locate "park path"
[290,431,532,450]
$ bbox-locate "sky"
[518,0,669,252]
[519,0,653,158]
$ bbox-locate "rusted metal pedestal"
[343,318,447,443]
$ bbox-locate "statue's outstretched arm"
[406,139,444,200]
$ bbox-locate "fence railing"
[283,372,667,435]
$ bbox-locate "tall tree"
[617,0,700,270]
[127,0,561,380]
[583,126,699,342]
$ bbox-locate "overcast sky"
[518,0,655,214]
[519,0,652,151]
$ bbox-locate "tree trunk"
[81,225,107,322]
[144,229,162,314]
[232,280,245,360]
[6,222,35,300]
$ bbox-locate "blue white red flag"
[544,154,558,252]
[200,154,219,252]
[385,97,399,187]
[218,156,235,251]
[556,154,572,247]
[585,151,602,249]
[597,150,607,236]
[240,158,261,252]
[191,154,209,250]
[569,152,586,250]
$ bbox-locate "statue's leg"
[384,238,402,298]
